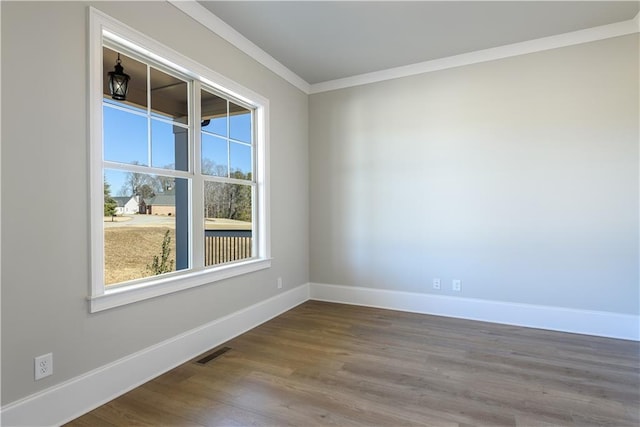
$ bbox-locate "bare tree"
[203,165,252,221]
[119,161,163,196]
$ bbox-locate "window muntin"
[92,13,269,311]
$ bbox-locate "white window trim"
[88,8,270,312]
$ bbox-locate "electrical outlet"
[452,279,462,292]
[35,353,53,380]
[277,277,283,289]
[432,278,441,290]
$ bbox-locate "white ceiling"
[197,1,639,85]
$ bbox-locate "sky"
[104,102,252,196]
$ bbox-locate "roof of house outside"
[112,196,135,207]
[144,194,175,206]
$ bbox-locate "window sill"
[89,258,272,312]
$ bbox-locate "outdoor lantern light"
[108,53,130,101]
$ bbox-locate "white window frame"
[88,8,270,312]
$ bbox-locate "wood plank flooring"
[66,301,639,426]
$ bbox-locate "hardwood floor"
[66,301,639,426]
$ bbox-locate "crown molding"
[170,1,638,96]
[168,0,311,94]
[310,16,640,94]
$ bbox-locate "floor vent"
[196,346,231,365]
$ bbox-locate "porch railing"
[204,229,252,266]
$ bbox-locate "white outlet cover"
[453,280,462,291]
[35,353,53,380]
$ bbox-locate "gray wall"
[1,1,308,404]
[310,35,639,315]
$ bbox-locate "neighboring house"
[144,194,175,216]
[112,196,138,215]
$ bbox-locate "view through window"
[102,45,256,287]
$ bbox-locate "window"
[89,9,270,312]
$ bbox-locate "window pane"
[151,67,188,125]
[103,105,148,166]
[201,134,228,177]
[202,116,226,137]
[229,103,251,143]
[103,47,147,109]
[204,181,253,266]
[104,170,189,286]
[201,90,227,137]
[151,119,189,171]
[229,142,252,179]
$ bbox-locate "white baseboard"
[1,284,310,427]
[3,281,636,426]
[310,283,640,341]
